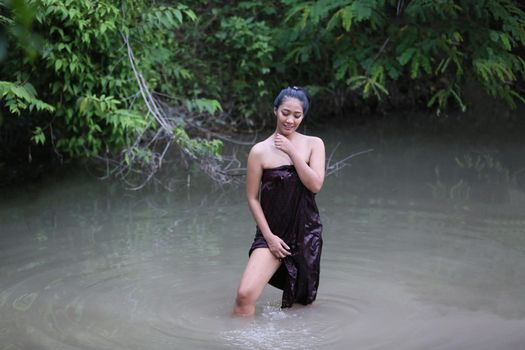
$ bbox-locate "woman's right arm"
[246,145,291,259]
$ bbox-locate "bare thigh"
[237,248,281,300]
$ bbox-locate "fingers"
[271,248,290,260]
[274,134,282,148]
[277,241,291,259]
[269,235,291,259]
[274,252,288,260]
[274,134,292,155]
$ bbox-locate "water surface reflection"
[1,125,525,349]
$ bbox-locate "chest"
[265,141,311,167]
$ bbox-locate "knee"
[235,285,256,306]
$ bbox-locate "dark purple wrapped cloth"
[249,164,323,308]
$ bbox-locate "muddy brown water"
[1,123,525,349]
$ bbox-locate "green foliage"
[0,81,54,116]
[203,13,274,124]
[185,99,223,115]
[0,80,54,146]
[67,94,149,157]
[174,127,223,159]
[1,0,224,170]
[31,126,45,145]
[1,0,524,172]
[215,16,273,80]
[0,0,41,61]
[2,0,133,156]
[281,0,525,114]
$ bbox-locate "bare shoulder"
[249,139,271,156]
[305,135,325,150]
[250,141,263,153]
[247,140,269,166]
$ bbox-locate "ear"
[273,107,277,116]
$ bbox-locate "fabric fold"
[249,164,323,308]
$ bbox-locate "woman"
[233,86,325,316]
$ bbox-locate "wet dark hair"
[273,86,311,116]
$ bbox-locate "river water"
[1,122,525,349]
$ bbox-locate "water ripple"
[2,189,525,349]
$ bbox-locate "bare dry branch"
[326,148,374,176]
[88,35,248,190]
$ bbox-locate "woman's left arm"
[275,134,325,193]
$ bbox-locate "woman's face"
[274,97,304,135]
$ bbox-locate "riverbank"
[1,107,524,191]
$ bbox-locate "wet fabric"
[249,164,323,308]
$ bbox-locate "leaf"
[397,48,416,66]
[185,98,223,115]
[341,6,353,31]
[351,0,374,22]
[326,9,342,31]
[499,33,512,50]
[173,9,183,24]
[490,31,499,42]
[184,9,197,22]
[79,97,88,115]
[386,64,401,80]
[32,127,46,145]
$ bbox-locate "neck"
[274,130,297,139]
